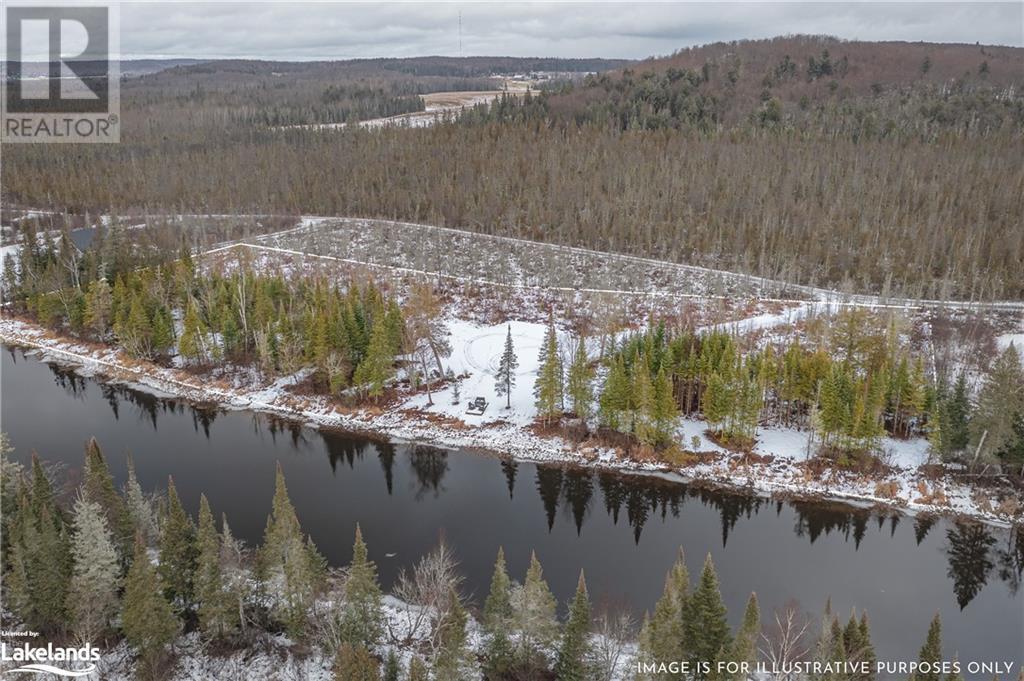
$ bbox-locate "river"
[1,346,1021,664]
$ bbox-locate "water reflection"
[947,520,996,609]
[409,445,449,499]
[17,352,1024,611]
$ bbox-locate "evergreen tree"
[943,374,971,454]
[178,302,207,364]
[382,651,400,681]
[599,355,630,429]
[702,372,731,436]
[258,464,326,636]
[652,366,678,444]
[353,317,394,402]
[566,337,594,419]
[83,438,132,555]
[124,455,158,547]
[535,313,564,423]
[407,656,428,681]
[858,613,878,679]
[69,495,122,643]
[512,551,560,668]
[340,524,384,647]
[647,549,689,666]
[434,588,471,681]
[196,494,234,637]
[6,489,72,633]
[333,643,380,681]
[122,534,179,674]
[554,571,592,681]
[684,554,732,676]
[971,344,1024,466]
[84,277,113,338]
[911,614,943,681]
[158,476,198,613]
[482,547,516,678]
[496,324,519,409]
[726,593,760,680]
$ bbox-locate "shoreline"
[2,315,1019,529]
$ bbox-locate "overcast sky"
[115,2,1022,60]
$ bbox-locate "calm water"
[1,346,1021,663]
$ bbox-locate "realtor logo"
[2,3,120,142]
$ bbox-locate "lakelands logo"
[1,642,100,677]
[2,2,120,142]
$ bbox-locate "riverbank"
[2,315,1019,528]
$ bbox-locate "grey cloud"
[118,2,1024,60]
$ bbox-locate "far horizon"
[41,2,1024,63]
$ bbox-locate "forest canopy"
[3,36,1022,300]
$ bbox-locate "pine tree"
[434,588,471,681]
[652,366,678,445]
[7,489,72,633]
[512,551,560,668]
[84,277,113,338]
[971,344,1024,466]
[647,549,689,666]
[69,495,122,643]
[535,313,564,423]
[178,302,207,364]
[258,464,325,636]
[340,523,383,647]
[726,593,760,680]
[944,374,971,453]
[566,337,594,419]
[911,614,943,681]
[496,325,519,409]
[196,494,234,637]
[124,455,158,546]
[554,571,592,681]
[333,643,380,681]
[702,372,731,436]
[220,514,249,635]
[382,651,400,681]
[599,354,630,429]
[632,353,656,443]
[158,476,198,613]
[684,554,732,676]
[858,613,877,679]
[482,547,516,678]
[353,317,394,402]
[122,534,179,673]
[83,438,132,555]
[407,656,428,681]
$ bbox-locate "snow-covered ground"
[2,315,1018,527]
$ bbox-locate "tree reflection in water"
[34,353,1019,611]
[946,519,996,609]
[409,444,448,500]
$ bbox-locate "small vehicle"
[466,396,488,415]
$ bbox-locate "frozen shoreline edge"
[1,317,1017,531]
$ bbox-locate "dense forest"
[0,436,980,680]
[3,37,1022,300]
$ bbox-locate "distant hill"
[158,55,631,80]
[534,35,1023,130]
[5,58,207,79]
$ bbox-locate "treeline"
[533,312,1024,470]
[0,439,964,680]
[510,35,1024,135]
[5,114,1020,300]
